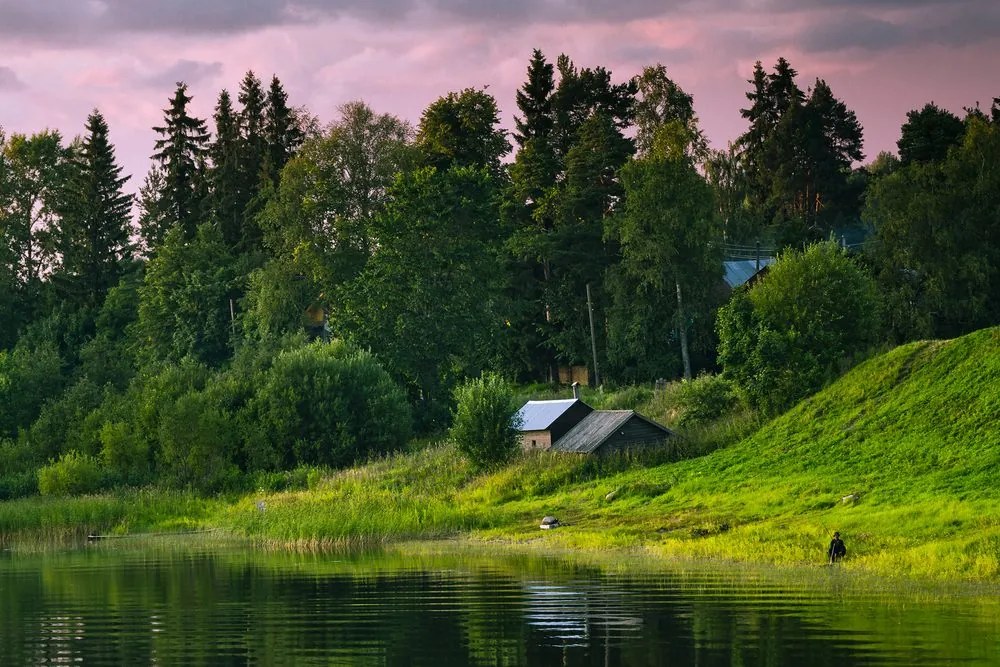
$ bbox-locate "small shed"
[514,399,594,451]
[551,410,672,456]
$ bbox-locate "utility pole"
[586,283,600,387]
[676,281,692,381]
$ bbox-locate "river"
[1,538,998,665]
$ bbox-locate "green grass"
[0,489,220,547]
[3,327,998,582]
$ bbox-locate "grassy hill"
[218,326,999,580]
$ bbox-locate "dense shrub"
[677,374,738,426]
[247,340,412,468]
[718,242,880,413]
[158,391,241,492]
[99,421,150,484]
[27,378,106,460]
[37,452,103,496]
[450,373,521,470]
[0,439,39,499]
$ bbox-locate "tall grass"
[0,489,218,547]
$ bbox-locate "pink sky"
[1,1,998,189]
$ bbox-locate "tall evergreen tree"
[151,82,210,238]
[53,110,133,307]
[209,89,243,249]
[897,102,964,165]
[513,49,555,148]
[263,75,303,186]
[237,71,267,250]
[736,59,862,243]
[136,165,171,256]
[503,51,636,381]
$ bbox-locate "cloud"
[0,0,708,46]
[144,59,225,89]
[0,65,25,91]
[800,16,908,53]
[795,0,1000,53]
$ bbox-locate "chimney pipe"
[572,382,580,400]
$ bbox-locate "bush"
[718,242,880,413]
[247,340,412,469]
[27,378,106,461]
[450,373,521,470]
[0,439,39,499]
[100,421,150,484]
[158,390,240,493]
[38,452,103,497]
[677,374,738,426]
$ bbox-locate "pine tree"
[53,110,133,307]
[263,75,303,185]
[151,82,210,238]
[209,89,243,249]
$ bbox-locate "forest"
[1,51,998,496]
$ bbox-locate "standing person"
[828,531,847,564]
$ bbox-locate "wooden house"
[514,390,673,455]
[550,410,672,456]
[514,399,594,451]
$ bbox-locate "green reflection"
[1,540,999,666]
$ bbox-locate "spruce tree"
[151,82,210,238]
[237,71,267,249]
[513,49,555,148]
[54,110,133,307]
[209,89,243,249]
[136,165,171,256]
[263,75,303,185]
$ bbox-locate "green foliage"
[737,59,864,242]
[0,439,40,499]
[99,420,149,484]
[897,102,964,165]
[449,373,521,470]
[867,116,1000,340]
[609,150,722,380]
[51,110,133,308]
[416,87,511,178]
[26,377,105,461]
[248,340,412,468]
[136,223,235,366]
[676,374,738,426]
[37,451,103,497]
[340,166,502,423]
[0,341,64,439]
[718,242,880,413]
[151,83,210,239]
[157,390,240,492]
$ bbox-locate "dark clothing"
[828,537,847,563]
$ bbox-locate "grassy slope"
[3,328,998,581]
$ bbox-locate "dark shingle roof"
[551,410,635,454]
[514,399,581,431]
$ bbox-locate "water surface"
[1,540,997,665]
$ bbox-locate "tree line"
[1,55,998,494]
